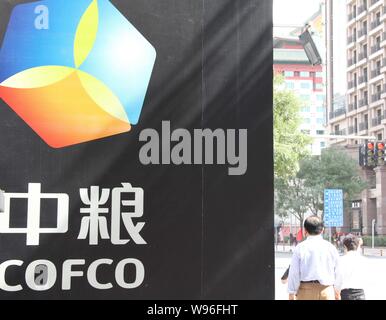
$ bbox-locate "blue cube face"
[78,0,157,125]
[0,0,156,147]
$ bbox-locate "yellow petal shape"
[76,69,129,123]
[0,66,75,88]
[74,0,99,68]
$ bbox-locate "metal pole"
[275,225,278,250]
[372,219,376,249]
[326,0,334,125]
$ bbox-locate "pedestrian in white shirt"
[287,215,340,300]
[335,235,366,300]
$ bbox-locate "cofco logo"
[0,0,156,148]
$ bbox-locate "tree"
[274,76,311,179]
[275,148,367,231]
[297,147,367,218]
[275,177,313,231]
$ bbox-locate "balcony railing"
[371,43,381,54]
[358,5,367,15]
[358,75,368,84]
[358,28,368,38]
[335,129,347,136]
[348,126,358,134]
[371,92,382,102]
[348,103,358,112]
[358,51,367,60]
[329,108,347,120]
[371,20,381,30]
[359,122,369,131]
[371,0,381,6]
[347,34,357,44]
[359,98,369,107]
[348,80,357,89]
[372,115,384,126]
[348,58,357,66]
[371,68,381,78]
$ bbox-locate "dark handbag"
[281,266,290,281]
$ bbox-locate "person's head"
[343,235,361,252]
[304,215,324,236]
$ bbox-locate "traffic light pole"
[310,134,376,140]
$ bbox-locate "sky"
[273,0,321,37]
[273,0,347,95]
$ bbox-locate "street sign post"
[324,189,344,242]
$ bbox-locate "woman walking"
[335,235,366,300]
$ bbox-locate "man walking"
[287,216,340,300]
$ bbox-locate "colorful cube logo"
[0,0,156,148]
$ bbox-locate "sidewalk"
[274,243,386,257]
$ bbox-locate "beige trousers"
[296,283,335,300]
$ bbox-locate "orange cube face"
[0,70,131,148]
[0,0,156,148]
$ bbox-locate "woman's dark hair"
[304,216,324,235]
[343,235,361,251]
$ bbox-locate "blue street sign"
[324,189,343,227]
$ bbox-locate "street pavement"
[275,250,386,300]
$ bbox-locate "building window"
[314,83,323,90]
[316,72,323,77]
[300,71,310,77]
[284,71,294,77]
[301,130,311,134]
[286,82,295,89]
[320,142,326,148]
[300,82,311,89]
[300,94,311,101]
[317,106,325,113]
[378,133,383,141]
[316,130,325,135]
[303,118,311,124]
[301,106,311,112]
[317,118,324,125]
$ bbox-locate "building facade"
[274,37,327,155]
[327,0,386,235]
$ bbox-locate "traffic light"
[377,142,385,166]
[367,142,376,167]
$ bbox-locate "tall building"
[329,0,385,145]
[274,37,327,155]
[327,0,386,235]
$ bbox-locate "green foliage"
[362,236,386,247]
[297,148,367,215]
[275,147,367,223]
[274,76,311,179]
[275,176,312,227]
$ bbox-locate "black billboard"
[0,0,273,299]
